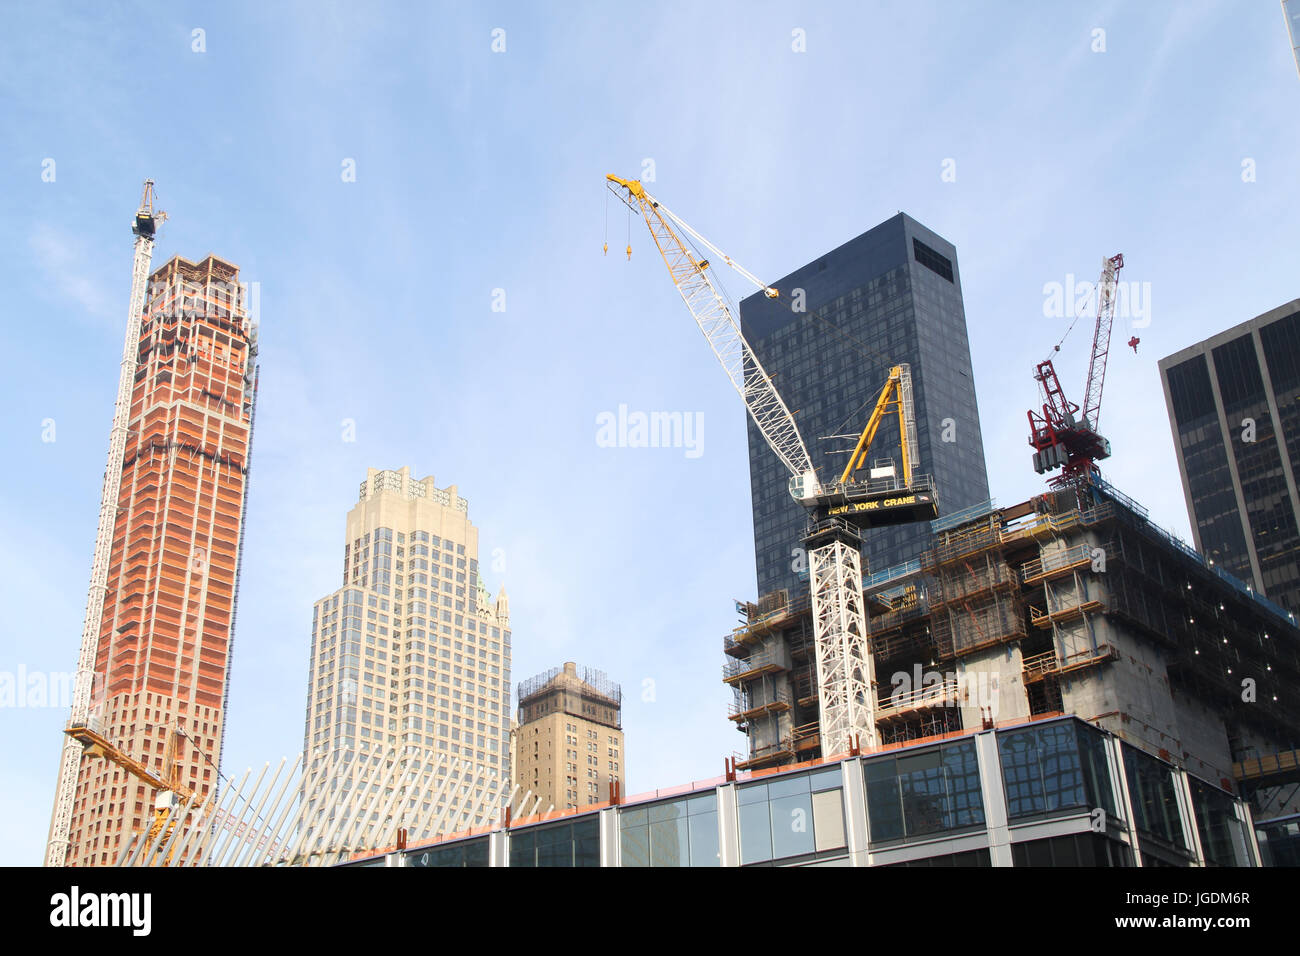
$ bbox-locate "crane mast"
[46,181,166,867]
[1082,253,1124,433]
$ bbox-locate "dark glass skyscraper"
[741,214,991,600]
[1159,299,1300,615]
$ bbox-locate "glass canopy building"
[343,715,1263,868]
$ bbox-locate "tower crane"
[66,721,198,864]
[46,181,167,867]
[1027,253,1124,487]
[606,175,938,755]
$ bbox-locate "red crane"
[1028,253,1124,486]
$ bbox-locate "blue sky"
[0,1,1296,865]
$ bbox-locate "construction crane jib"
[605,175,820,504]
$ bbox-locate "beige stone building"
[514,663,624,811]
[303,467,511,848]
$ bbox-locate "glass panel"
[898,749,947,837]
[509,830,535,867]
[1123,745,1184,848]
[687,792,718,815]
[535,824,571,867]
[942,740,985,828]
[649,818,689,866]
[770,792,815,860]
[620,807,648,828]
[999,730,1045,817]
[1191,780,1250,867]
[809,766,843,792]
[574,817,600,868]
[1076,724,1116,816]
[737,782,769,806]
[1039,723,1086,812]
[738,801,772,865]
[689,810,720,867]
[865,756,905,842]
[812,789,846,851]
[767,773,812,799]
[621,824,649,867]
[647,798,688,825]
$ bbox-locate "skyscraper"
[48,254,259,867]
[1159,299,1300,616]
[303,467,512,845]
[513,662,623,812]
[740,214,991,600]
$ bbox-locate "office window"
[619,793,718,867]
[912,238,954,282]
[1123,745,1187,853]
[1190,779,1252,867]
[997,721,1114,820]
[864,738,984,844]
[407,837,489,868]
[737,767,845,865]
[509,817,599,868]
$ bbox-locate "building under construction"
[726,475,1300,827]
[47,236,260,865]
[514,663,624,811]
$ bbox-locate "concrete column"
[717,783,740,867]
[840,757,869,867]
[599,806,619,867]
[974,729,1014,866]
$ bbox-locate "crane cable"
[1046,294,1088,361]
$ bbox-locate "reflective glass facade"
[863,738,984,844]
[997,721,1114,819]
[508,816,600,868]
[737,766,846,864]
[620,792,719,867]
[740,215,990,598]
[1122,744,1189,862]
[1160,303,1300,614]
[358,718,1263,869]
[1190,778,1252,867]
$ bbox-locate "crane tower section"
[46,181,166,867]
